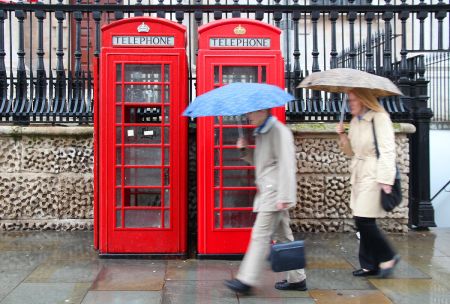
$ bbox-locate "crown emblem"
[137,22,150,33]
[234,25,246,35]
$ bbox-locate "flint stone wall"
[289,122,415,233]
[0,123,415,233]
[0,126,94,231]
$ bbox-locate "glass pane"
[214,66,220,84]
[164,65,170,82]
[164,168,170,186]
[222,148,251,166]
[214,191,220,208]
[214,170,221,186]
[124,126,162,144]
[164,107,170,123]
[124,168,161,186]
[164,85,170,104]
[218,169,255,187]
[116,210,122,228]
[116,85,122,102]
[164,189,170,207]
[164,148,169,165]
[116,168,121,186]
[124,210,161,228]
[218,128,255,146]
[222,66,258,84]
[214,149,220,166]
[116,189,122,207]
[125,85,161,103]
[124,188,161,206]
[164,128,170,144]
[124,106,162,123]
[222,190,256,207]
[221,115,250,126]
[116,64,122,82]
[261,66,267,83]
[124,147,161,165]
[116,148,122,165]
[215,211,221,229]
[116,127,122,144]
[164,210,170,228]
[223,211,256,228]
[116,106,122,123]
[125,64,161,82]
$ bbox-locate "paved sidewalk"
[0,229,450,303]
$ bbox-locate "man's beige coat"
[242,116,297,212]
[340,110,396,218]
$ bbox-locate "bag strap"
[371,119,380,159]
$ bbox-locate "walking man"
[224,109,306,295]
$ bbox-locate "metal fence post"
[409,55,436,228]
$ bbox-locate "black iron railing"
[0,1,449,124]
[425,51,450,125]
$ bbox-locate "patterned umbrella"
[297,68,402,97]
[183,82,294,118]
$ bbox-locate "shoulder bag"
[371,120,402,212]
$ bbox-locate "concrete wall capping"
[290,122,416,135]
[0,125,94,136]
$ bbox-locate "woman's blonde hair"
[349,88,386,113]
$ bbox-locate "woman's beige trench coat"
[340,110,397,218]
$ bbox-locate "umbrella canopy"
[297,68,402,97]
[183,82,294,118]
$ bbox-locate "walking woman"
[336,88,400,278]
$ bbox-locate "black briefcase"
[269,240,306,272]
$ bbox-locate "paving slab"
[0,251,50,272]
[0,283,90,304]
[0,270,32,302]
[91,261,166,291]
[310,289,393,304]
[162,280,238,304]
[25,259,102,283]
[166,259,234,281]
[306,255,353,269]
[306,269,375,290]
[238,298,315,304]
[81,291,162,304]
[369,278,450,304]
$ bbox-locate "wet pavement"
[1,229,450,304]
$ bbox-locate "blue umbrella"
[183,82,295,118]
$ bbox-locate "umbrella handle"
[237,115,244,138]
[339,94,348,124]
[237,116,246,152]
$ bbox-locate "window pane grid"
[114,62,171,230]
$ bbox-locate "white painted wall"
[430,130,450,227]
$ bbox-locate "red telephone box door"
[98,18,187,254]
[197,19,285,255]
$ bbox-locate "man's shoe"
[274,279,307,291]
[224,279,252,295]
[352,269,379,277]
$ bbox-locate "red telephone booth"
[96,17,188,255]
[196,19,285,256]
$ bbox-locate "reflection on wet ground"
[0,229,449,303]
